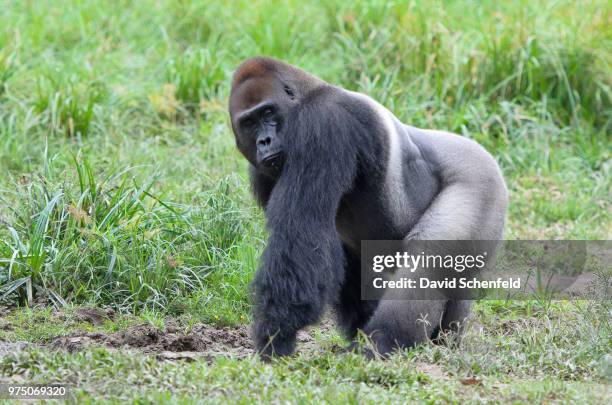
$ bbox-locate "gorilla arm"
[251,96,360,358]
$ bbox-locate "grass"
[0,300,609,403]
[0,0,610,403]
[1,350,607,403]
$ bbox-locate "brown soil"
[73,307,115,326]
[49,322,254,360]
[44,316,345,362]
[2,316,450,380]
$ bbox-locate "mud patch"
[0,342,30,360]
[49,323,254,359]
[416,362,448,380]
[74,307,115,326]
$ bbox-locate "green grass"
[1,350,607,404]
[0,300,609,403]
[0,0,610,403]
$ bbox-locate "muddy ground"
[0,308,335,362]
[49,322,255,360]
[0,308,452,382]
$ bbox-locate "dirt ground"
[0,308,333,362]
[49,322,254,360]
[0,308,452,382]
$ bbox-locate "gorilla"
[228,57,508,359]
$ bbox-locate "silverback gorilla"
[228,57,508,359]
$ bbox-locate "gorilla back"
[229,57,508,359]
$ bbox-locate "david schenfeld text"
[372,277,521,290]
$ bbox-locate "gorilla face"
[237,101,285,176]
[229,58,325,179]
[230,74,298,178]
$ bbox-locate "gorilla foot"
[256,333,296,361]
[343,330,401,360]
[343,341,379,360]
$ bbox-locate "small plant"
[33,77,107,138]
[165,48,226,112]
[0,51,15,96]
[149,83,180,120]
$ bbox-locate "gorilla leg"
[361,299,447,356]
[435,300,472,343]
[335,245,377,339]
[358,177,499,356]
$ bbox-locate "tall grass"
[32,77,107,139]
[0,154,257,321]
[0,0,610,313]
[0,51,15,96]
[166,47,227,110]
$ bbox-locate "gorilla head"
[229,58,325,177]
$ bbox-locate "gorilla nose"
[257,136,272,147]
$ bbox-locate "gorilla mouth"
[262,152,284,170]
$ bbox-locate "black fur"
[250,87,383,357]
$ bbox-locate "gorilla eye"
[240,117,257,131]
[262,107,278,126]
[283,85,295,99]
